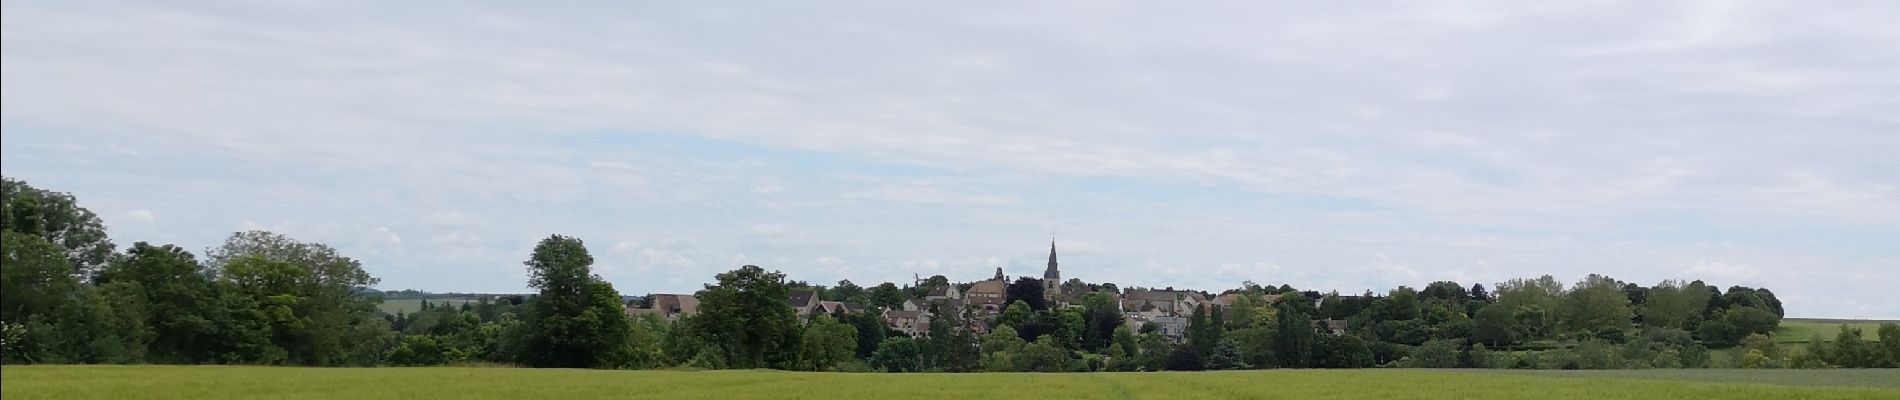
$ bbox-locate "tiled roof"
[787,290,818,308]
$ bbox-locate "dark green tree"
[1271,298,1315,367]
[870,337,922,372]
[1,178,116,277]
[868,282,905,310]
[517,235,637,368]
[1471,304,1516,346]
[799,315,857,371]
[1005,277,1047,311]
[208,231,389,366]
[94,243,218,363]
[693,265,802,369]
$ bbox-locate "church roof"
[1044,241,1059,278]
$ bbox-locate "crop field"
[374,298,480,315]
[1775,319,1891,344]
[6,366,1898,400]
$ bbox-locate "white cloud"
[3,1,1896,317]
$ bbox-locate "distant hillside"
[1774,318,1897,343]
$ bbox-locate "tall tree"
[518,235,636,368]
[693,265,802,369]
[1420,281,1468,301]
[1641,280,1711,329]
[1271,298,1315,367]
[799,315,857,371]
[840,308,886,359]
[1471,303,1517,346]
[209,231,388,366]
[94,243,218,363]
[1,178,116,278]
[1006,277,1047,311]
[1494,276,1565,340]
[1565,274,1634,335]
[868,282,905,310]
[1079,292,1122,351]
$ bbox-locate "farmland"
[1774,319,1892,344]
[5,366,1898,400]
[374,298,482,315]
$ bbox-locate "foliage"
[517,235,637,369]
[1206,337,1248,370]
[799,315,857,371]
[1270,298,1315,367]
[1020,335,1071,372]
[1164,344,1205,371]
[1405,340,1460,368]
[870,337,922,372]
[1642,280,1711,330]
[691,265,802,369]
[1,178,116,277]
[1005,277,1047,311]
[13,366,1900,399]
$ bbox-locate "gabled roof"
[926,284,959,297]
[787,289,818,308]
[1124,289,1189,302]
[884,310,926,320]
[967,279,1007,294]
[817,301,852,314]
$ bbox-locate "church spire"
[1044,241,1059,278]
[1043,240,1061,302]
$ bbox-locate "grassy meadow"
[1774,319,1891,344]
[5,366,1898,400]
[374,298,480,315]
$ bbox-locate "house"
[816,301,854,316]
[965,268,1009,311]
[625,294,698,322]
[1125,314,1190,342]
[1213,293,1283,307]
[924,284,962,302]
[1315,319,1350,336]
[788,289,822,321]
[884,309,931,337]
[1121,288,1200,317]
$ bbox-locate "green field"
[374,298,480,315]
[5,366,1897,400]
[1775,319,1890,344]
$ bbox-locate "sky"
[2,1,1896,318]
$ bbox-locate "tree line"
[3,176,1898,370]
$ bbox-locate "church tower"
[1043,241,1060,302]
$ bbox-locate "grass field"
[1775,319,1890,344]
[5,366,1898,400]
[374,298,480,315]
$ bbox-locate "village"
[625,242,1351,342]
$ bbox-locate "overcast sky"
[3,1,1896,318]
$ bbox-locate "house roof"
[927,285,958,297]
[818,301,852,314]
[1124,289,1188,302]
[1214,293,1285,306]
[787,289,818,308]
[1315,319,1349,332]
[966,280,1006,294]
[631,294,698,317]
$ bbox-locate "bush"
[1404,340,1458,368]
[1650,348,1681,369]
[387,336,452,366]
[1741,349,1770,369]
[1164,346,1205,371]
